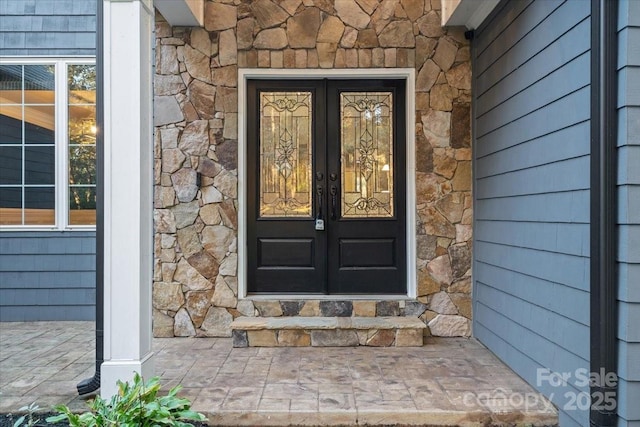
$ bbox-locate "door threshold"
[244,294,412,301]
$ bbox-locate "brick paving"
[0,321,557,426]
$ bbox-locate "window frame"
[0,57,96,231]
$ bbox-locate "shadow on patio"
[0,321,557,426]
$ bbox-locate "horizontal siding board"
[476,122,590,177]
[475,262,589,325]
[618,145,640,185]
[618,66,640,107]
[618,341,640,381]
[618,302,640,343]
[0,305,94,322]
[0,232,96,254]
[477,18,590,117]
[618,27,640,68]
[41,16,70,31]
[618,107,640,147]
[476,156,590,198]
[24,32,75,48]
[0,271,95,288]
[619,264,640,303]
[475,190,590,223]
[618,185,640,224]
[476,281,589,358]
[0,254,95,271]
[473,321,589,427]
[34,0,55,15]
[1,48,95,56]
[477,52,590,135]
[618,225,640,263]
[618,0,640,29]
[476,0,564,76]
[0,288,95,306]
[474,221,589,257]
[618,378,640,420]
[53,0,75,14]
[476,86,591,155]
[475,241,589,291]
[476,0,589,93]
[0,0,35,15]
[71,0,97,14]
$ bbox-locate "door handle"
[330,185,337,220]
[316,186,325,230]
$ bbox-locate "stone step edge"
[231,316,426,331]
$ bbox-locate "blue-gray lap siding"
[617,1,640,426]
[472,1,591,426]
[0,232,96,321]
[0,0,96,56]
[0,0,97,321]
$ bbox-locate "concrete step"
[231,316,425,347]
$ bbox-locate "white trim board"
[237,68,417,300]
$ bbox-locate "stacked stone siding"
[153,0,472,338]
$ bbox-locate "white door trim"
[237,68,417,300]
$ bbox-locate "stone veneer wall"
[152,0,472,338]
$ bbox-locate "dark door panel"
[259,239,316,267]
[326,80,406,294]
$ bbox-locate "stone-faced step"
[231,316,425,348]
[251,300,428,318]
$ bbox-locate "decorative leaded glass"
[259,92,312,217]
[340,92,393,218]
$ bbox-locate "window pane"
[69,145,96,185]
[0,147,22,184]
[25,146,55,185]
[24,65,55,104]
[340,92,394,218]
[69,186,96,225]
[259,91,313,218]
[24,106,55,144]
[0,107,23,144]
[24,187,55,225]
[0,65,22,104]
[68,63,96,227]
[69,105,96,144]
[0,187,21,225]
[68,65,96,105]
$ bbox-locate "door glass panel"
[259,91,312,217]
[341,92,393,218]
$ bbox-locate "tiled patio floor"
[0,322,558,426]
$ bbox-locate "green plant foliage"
[11,402,40,427]
[46,373,206,427]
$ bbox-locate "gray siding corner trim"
[0,231,96,321]
[616,0,640,424]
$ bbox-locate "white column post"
[101,0,155,398]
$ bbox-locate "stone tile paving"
[0,322,557,426]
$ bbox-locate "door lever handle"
[316,186,325,230]
[316,186,323,219]
[330,185,337,220]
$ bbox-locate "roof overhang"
[441,0,501,29]
[154,0,204,27]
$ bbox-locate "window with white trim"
[0,59,96,228]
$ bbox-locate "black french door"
[247,79,406,294]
